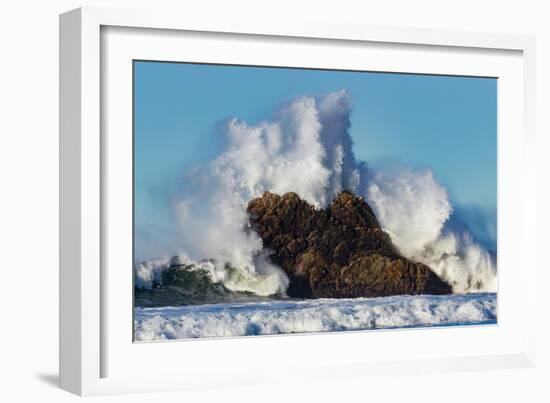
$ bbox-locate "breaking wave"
[134,255,288,299]
[136,90,496,296]
[134,293,497,340]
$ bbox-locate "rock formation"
[247,191,452,298]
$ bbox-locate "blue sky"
[134,61,497,254]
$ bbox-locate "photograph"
[132,61,498,341]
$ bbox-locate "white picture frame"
[59,6,537,396]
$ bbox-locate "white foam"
[134,257,170,290]
[413,231,497,293]
[366,168,496,292]
[134,293,496,340]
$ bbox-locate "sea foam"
[134,293,497,341]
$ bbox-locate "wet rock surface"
[247,191,452,298]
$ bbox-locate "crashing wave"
[139,90,496,296]
[366,168,496,292]
[134,255,288,300]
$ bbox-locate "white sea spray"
[137,90,496,295]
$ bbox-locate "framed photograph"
[60,7,537,396]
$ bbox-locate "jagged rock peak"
[247,191,452,298]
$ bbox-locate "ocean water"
[134,292,496,341]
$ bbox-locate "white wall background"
[0,0,548,401]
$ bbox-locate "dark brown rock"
[247,191,452,298]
